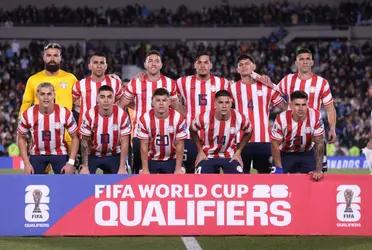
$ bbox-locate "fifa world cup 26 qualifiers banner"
[0,174,371,236]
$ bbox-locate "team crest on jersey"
[60,82,67,89]
[310,87,316,93]
[168,126,174,133]
[230,127,236,134]
[54,123,61,129]
[112,124,118,131]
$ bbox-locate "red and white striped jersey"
[278,73,333,111]
[72,75,124,126]
[136,108,189,161]
[80,105,131,157]
[270,108,325,152]
[17,104,77,155]
[123,75,177,124]
[192,109,251,158]
[177,75,229,126]
[230,80,284,143]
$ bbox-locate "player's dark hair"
[296,48,313,57]
[215,90,232,99]
[98,85,114,93]
[236,54,255,65]
[152,88,170,99]
[89,52,106,61]
[194,51,210,62]
[146,50,161,59]
[290,90,308,101]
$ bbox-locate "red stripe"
[54,105,62,155]
[308,75,318,110]
[92,107,99,156]
[246,84,255,141]
[43,108,51,155]
[86,77,92,114]
[101,111,109,156]
[224,110,236,158]
[169,109,176,159]
[33,106,40,155]
[213,114,225,158]
[304,111,312,151]
[293,119,303,152]
[112,105,119,154]
[257,84,265,142]
[190,76,196,122]
[207,111,216,157]
[283,111,292,152]
[209,75,216,110]
[236,81,243,117]
[149,110,156,159]
[317,78,328,110]
[289,74,297,99]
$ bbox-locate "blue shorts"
[241,143,271,173]
[29,155,68,174]
[196,158,243,174]
[149,160,176,174]
[88,154,120,174]
[183,139,198,174]
[281,150,316,173]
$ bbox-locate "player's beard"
[45,62,60,73]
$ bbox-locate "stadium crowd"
[0,39,371,156]
[0,1,371,27]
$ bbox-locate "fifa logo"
[25,185,50,222]
[336,185,361,222]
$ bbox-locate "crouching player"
[80,85,131,174]
[191,90,251,174]
[271,90,325,181]
[136,88,188,174]
[18,82,79,174]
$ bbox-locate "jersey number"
[216,135,226,144]
[155,135,169,146]
[291,136,302,147]
[198,94,208,106]
[101,133,110,144]
[42,130,51,141]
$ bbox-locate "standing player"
[177,51,230,173]
[191,90,251,174]
[121,50,179,173]
[20,43,77,142]
[18,82,79,174]
[80,85,131,174]
[230,54,287,173]
[271,91,325,181]
[72,52,124,127]
[137,88,188,174]
[278,48,337,171]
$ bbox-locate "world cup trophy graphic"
[344,189,354,213]
[32,189,42,213]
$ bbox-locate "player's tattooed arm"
[80,135,91,174]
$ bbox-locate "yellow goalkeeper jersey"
[20,69,78,114]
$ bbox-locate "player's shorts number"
[155,135,169,146]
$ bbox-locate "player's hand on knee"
[61,163,75,174]
[25,163,34,174]
[117,165,128,174]
[230,153,243,166]
[195,151,207,167]
[310,170,323,181]
[79,165,90,174]
[174,166,185,174]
